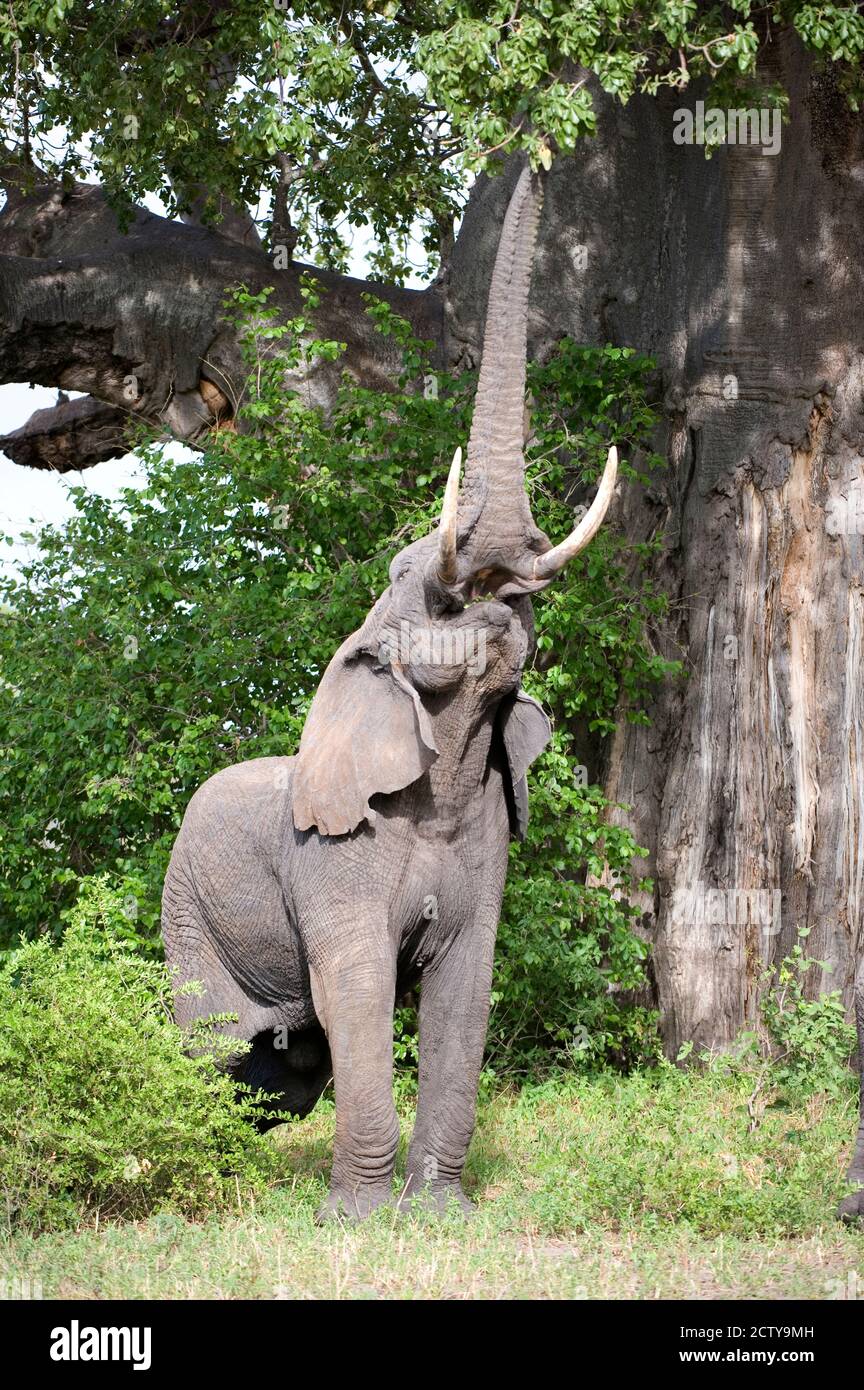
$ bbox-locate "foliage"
[3,1058,860,1263]
[672,932,857,1116]
[2,4,864,274]
[757,931,856,1095]
[0,878,277,1234]
[493,761,658,1074]
[0,287,674,1066]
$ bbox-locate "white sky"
[0,384,145,576]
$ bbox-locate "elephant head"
[292,162,618,838]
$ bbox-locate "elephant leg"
[401,917,496,1217]
[310,936,400,1222]
[235,1026,332,1129]
[839,961,864,1224]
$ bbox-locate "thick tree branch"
[0,174,443,471]
[178,187,263,250]
[0,394,133,472]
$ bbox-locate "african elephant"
[161,163,619,1220]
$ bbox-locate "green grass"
[3,1069,863,1300]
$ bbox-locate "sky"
[0,382,145,576]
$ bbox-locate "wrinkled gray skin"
[162,164,612,1221]
[164,573,547,1221]
[839,962,864,1223]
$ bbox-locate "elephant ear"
[496,690,552,841]
[292,636,438,837]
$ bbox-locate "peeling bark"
[455,31,864,1052]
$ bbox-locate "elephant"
[161,161,619,1221]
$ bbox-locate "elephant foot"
[398,1177,474,1219]
[314,1184,394,1225]
[837,1179,864,1225]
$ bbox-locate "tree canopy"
[3,2,863,278]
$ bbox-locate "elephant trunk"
[460,161,542,526]
[438,158,617,591]
[453,162,551,580]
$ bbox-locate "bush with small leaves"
[0,878,276,1234]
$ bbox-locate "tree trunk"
[1,29,861,1050]
[449,31,864,1052]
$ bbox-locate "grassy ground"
[3,1069,863,1300]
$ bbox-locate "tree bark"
[1,29,862,1052]
[447,31,864,1053]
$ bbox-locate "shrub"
[0,879,276,1234]
[758,931,857,1095]
[697,930,858,1099]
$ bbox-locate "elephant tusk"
[436,446,461,585]
[532,445,618,581]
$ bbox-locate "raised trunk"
[460,162,545,561]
